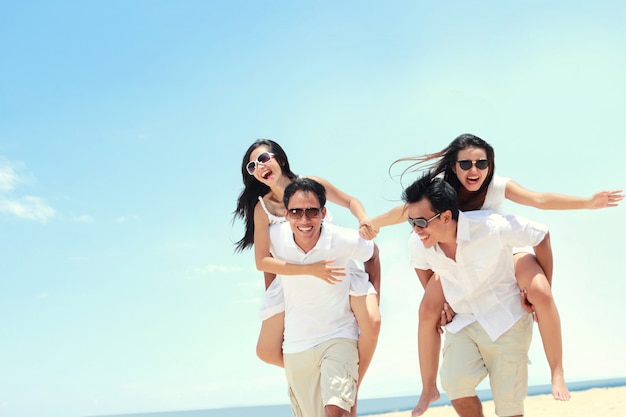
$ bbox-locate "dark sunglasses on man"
[287,207,322,220]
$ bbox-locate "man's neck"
[293,225,322,254]
[438,221,458,261]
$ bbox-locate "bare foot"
[412,388,440,416]
[552,374,571,401]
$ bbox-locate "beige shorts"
[284,338,358,417]
[440,314,533,417]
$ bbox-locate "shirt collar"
[286,222,331,253]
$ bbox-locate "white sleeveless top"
[257,196,286,224]
[482,175,511,211]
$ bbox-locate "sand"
[362,385,626,417]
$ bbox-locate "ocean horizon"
[91,377,626,417]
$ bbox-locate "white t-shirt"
[482,175,510,211]
[409,210,547,341]
[270,222,374,354]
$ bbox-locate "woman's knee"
[364,312,382,335]
[353,295,381,335]
[256,341,282,364]
[419,301,443,324]
[526,281,554,306]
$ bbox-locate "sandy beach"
[363,386,626,417]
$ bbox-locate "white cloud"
[0,163,19,192]
[114,214,140,223]
[0,157,55,223]
[0,195,55,223]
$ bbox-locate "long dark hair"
[233,139,297,252]
[394,133,496,211]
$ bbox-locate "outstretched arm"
[253,203,345,284]
[307,175,379,239]
[369,204,409,231]
[505,181,623,210]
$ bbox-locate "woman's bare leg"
[514,252,570,401]
[412,276,445,416]
[256,312,285,367]
[350,293,381,417]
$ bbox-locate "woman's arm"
[307,176,379,239]
[505,180,624,210]
[369,204,409,230]
[252,202,346,284]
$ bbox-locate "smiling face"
[248,145,282,185]
[285,190,327,253]
[407,198,446,248]
[452,146,490,192]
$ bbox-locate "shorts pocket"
[288,386,304,417]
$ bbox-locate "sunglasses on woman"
[456,159,489,171]
[246,152,274,175]
[407,212,441,228]
[287,207,322,219]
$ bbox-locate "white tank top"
[257,196,286,225]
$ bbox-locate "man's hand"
[521,289,538,322]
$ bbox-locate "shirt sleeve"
[353,235,374,262]
[501,214,548,248]
[409,232,430,270]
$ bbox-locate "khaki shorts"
[284,338,358,417]
[440,314,533,417]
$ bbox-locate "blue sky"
[1,1,625,417]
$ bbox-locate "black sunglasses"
[247,152,274,175]
[407,212,441,228]
[456,159,489,171]
[287,207,322,219]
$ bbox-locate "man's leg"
[483,314,533,417]
[284,347,324,417]
[325,404,350,417]
[451,396,484,417]
[320,338,359,417]
[440,323,488,417]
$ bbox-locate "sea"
[92,377,626,417]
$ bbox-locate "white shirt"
[270,222,374,354]
[409,210,547,341]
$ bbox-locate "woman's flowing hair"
[392,133,496,211]
[233,139,297,252]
